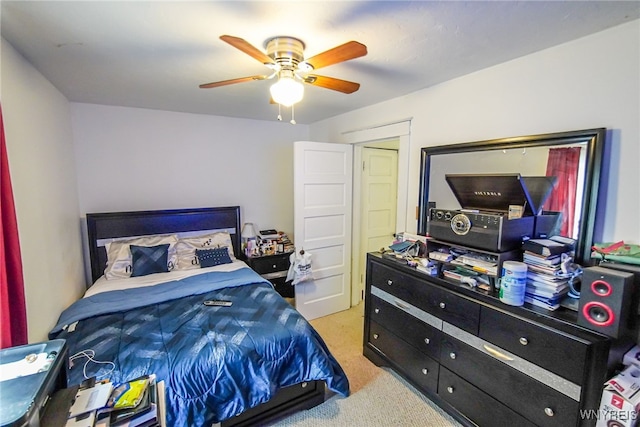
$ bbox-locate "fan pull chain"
[275,103,296,125]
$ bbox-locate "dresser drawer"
[249,254,290,274]
[479,307,588,385]
[440,334,579,427]
[368,320,439,393]
[438,367,536,427]
[436,289,479,335]
[369,293,441,360]
[370,261,425,305]
[370,261,480,334]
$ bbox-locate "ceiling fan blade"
[199,75,269,89]
[220,35,274,65]
[304,41,367,70]
[302,75,361,94]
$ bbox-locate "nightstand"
[246,252,294,298]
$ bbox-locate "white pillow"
[104,234,179,280]
[175,232,236,270]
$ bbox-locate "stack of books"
[256,229,294,255]
[521,237,575,310]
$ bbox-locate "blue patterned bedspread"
[49,268,350,425]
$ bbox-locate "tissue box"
[596,365,640,427]
[623,345,640,369]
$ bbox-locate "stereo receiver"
[426,174,537,252]
[428,208,534,252]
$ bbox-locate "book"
[522,238,572,257]
[98,375,160,427]
[549,235,577,248]
[526,282,569,298]
[526,263,564,277]
[113,404,157,427]
[524,294,561,311]
[523,251,561,266]
[429,251,453,262]
[258,229,280,239]
[456,255,497,270]
[156,381,166,427]
[110,389,153,425]
[68,381,114,418]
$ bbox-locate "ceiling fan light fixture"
[270,75,304,107]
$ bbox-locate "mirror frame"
[418,128,606,266]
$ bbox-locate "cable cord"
[69,349,115,380]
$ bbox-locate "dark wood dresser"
[364,252,617,427]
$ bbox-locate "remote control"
[203,300,232,307]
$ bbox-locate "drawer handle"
[387,279,393,286]
[272,264,277,269]
[373,334,379,340]
[519,337,529,346]
[424,338,430,345]
[439,302,446,309]
[449,352,456,360]
[447,386,454,394]
[301,382,308,388]
[394,300,410,310]
[374,308,380,314]
[483,344,514,361]
[421,368,428,375]
[544,407,554,417]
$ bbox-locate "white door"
[293,141,353,320]
[360,147,398,288]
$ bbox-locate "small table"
[246,252,294,298]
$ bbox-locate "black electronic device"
[428,208,534,252]
[578,266,635,338]
[598,261,640,339]
[427,174,535,252]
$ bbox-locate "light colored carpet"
[271,303,461,426]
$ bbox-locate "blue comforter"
[49,267,350,425]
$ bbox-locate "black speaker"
[578,266,635,338]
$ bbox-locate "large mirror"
[418,128,606,266]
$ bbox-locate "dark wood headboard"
[86,206,242,284]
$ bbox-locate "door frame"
[342,121,411,306]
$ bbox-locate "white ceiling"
[2,1,639,124]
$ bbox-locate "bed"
[48,206,349,426]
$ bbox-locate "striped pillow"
[130,244,170,277]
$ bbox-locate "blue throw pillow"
[197,247,233,268]
[130,244,170,277]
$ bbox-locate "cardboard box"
[624,345,640,369]
[596,365,640,427]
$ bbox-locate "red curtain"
[543,147,581,237]
[0,106,27,348]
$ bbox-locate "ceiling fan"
[199,35,368,112]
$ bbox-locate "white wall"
[310,20,640,246]
[71,103,309,238]
[1,38,86,342]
